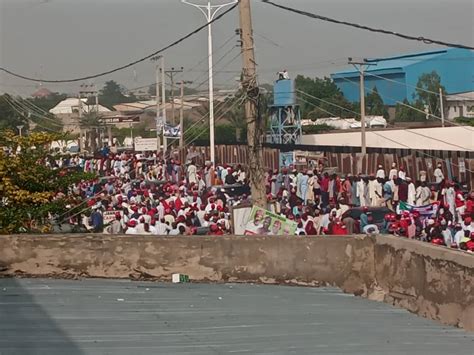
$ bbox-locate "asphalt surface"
[0,279,472,355]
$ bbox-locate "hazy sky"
[0,0,473,96]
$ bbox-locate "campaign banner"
[163,124,181,138]
[398,201,439,217]
[103,210,122,225]
[279,151,294,169]
[244,206,297,236]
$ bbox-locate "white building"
[301,126,474,151]
[445,91,474,120]
[49,98,110,115]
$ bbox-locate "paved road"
[0,278,472,355]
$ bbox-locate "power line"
[261,0,474,50]
[298,92,473,152]
[297,94,474,171]
[0,3,238,83]
[338,75,474,132]
[363,72,474,100]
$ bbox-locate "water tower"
[267,79,302,144]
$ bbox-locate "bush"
[302,124,334,134]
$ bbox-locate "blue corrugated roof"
[332,49,451,77]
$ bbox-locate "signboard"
[163,124,181,138]
[459,161,466,174]
[101,115,140,124]
[134,137,158,152]
[244,206,297,236]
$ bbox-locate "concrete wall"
[374,235,474,332]
[0,235,375,296]
[0,234,472,331]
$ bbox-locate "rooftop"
[332,48,473,78]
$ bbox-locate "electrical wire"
[3,95,61,132]
[364,71,474,101]
[261,1,474,50]
[297,90,473,151]
[0,3,238,83]
[297,92,474,170]
[337,75,474,132]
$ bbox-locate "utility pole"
[182,0,237,165]
[164,67,184,125]
[439,87,445,127]
[78,94,84,152]
[151,56,162,155]
[348,59,376,156]
[179,80,193,148]
[239,0,266,207]
[161,57,167,155]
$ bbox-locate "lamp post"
[182,0,238,165]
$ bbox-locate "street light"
[182,0,238,165]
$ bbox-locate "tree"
[99,80,135,109]
[294,75,355,118]
[395,99,426,121]
[414,71,445,117]
[0,94,28,131]
[366,87,388,118]
[79,112,107,153]
[0,130,95,233]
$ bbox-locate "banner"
[103,210,122,225]
[398,201,439,217]
[244,206,297,236]
[279,151,294,169]
[163,124,181,138]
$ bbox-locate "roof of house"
[331,48,469,78]
[49,98,111,115]
[445,91,474,101]
[32,87,53,98]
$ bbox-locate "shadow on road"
[0,277,82,355]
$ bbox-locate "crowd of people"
[53,147,474,253]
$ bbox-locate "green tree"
[0,130,95,233]
[366,87,388,118]
[395,99,426,121]
[294,75,355,118]
[414,71,445,117]
[79,112,105,153]
[0,94,28,130]
[99,80,136,109]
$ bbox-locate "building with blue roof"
[331,48,474,106]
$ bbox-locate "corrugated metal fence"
[176,145,473,187]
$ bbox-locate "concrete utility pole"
[164,67,184,125]
[182,0,238,165]
[348,59,376,156]
[239,0,266,207]
[179,80,193,148]
[161,57,167,155]
[151,56,163,155]
[78,94,84,152]
[439,87,445,127]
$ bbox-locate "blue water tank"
[273,79,295,106]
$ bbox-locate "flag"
[398,201,438,216]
